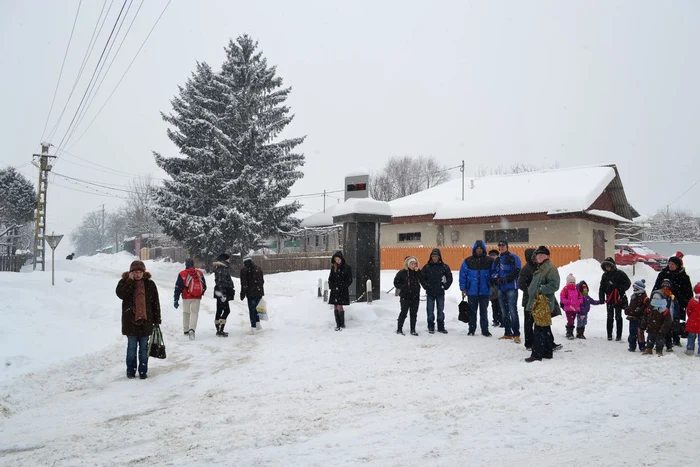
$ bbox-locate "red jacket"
[686,299,700,334]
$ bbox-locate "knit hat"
[497,240,509,247]
[534,245,550,256]
[129,260,145,272]
[185,258,195,269]
[216,253,230,262]
[488,249,499,256]
[566,273,576,284]
[661,278,673,289]
[676,251,684,259]
[668,256,682,268]
[632,279,646,293]
[694,283,700,295]
[243,256,252,264]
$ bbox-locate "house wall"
[382,218,616,259]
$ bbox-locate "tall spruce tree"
[0,167,36,227]
[153,35,305,257]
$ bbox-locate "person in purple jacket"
[576,280,603,339]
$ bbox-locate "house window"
[398,232,421,242]
[484,228,529,243]
[315,235,319,247]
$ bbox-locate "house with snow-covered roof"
[384,164,634,261]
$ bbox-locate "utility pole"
[101,204,105,252]
[460,160,465,201]
[323,190,326,213]
[32,143,56,271]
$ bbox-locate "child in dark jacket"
[393,256,422,336]
[624,280,649,352]
[641,290,673,356]
[575,281,603,339]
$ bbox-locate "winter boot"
[188,329,195,341]
[397,316,406,335]
[566,326,575,340]
[642,347,653,355]
[339,310,346,329]
[577,327,586,339]
[409,315,417,336]
[215,320,222,336]
[685,349,694,356]
[656,348,664,356]
[334,310,341,331]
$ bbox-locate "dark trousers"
[665,320,681,349]
[126,335,149,377]
[246,297,261,328]
[646,332,665,351]
[524,309,535,348]
[468,295,490,334]
[491,298,501,325]
[531,325,553,360]
[628,320,645,351]
[398,298,419,332]
[606,303,623,339]
[215,299,231,324]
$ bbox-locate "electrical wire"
[66,0,172,151]
[40,0,83,143]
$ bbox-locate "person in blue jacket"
[460,240,494,336]
[491,240,522,342]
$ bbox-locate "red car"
[614,244,668,271]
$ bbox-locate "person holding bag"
[240,256,265,332]
[525,246,561,363]
[116,260,161,379]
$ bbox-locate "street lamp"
[45,232,64,286]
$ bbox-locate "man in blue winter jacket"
[420,248,453,334]
[460,240,493,337]
[491,240,522,342]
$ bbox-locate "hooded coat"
[328,251,353,305]
[560,283,584,312]
[420,248,453,297]
[116,271,162,337]
[459,240,493,296]
[640,292,672,335]
[393,256,422,300]
[213,260,235,301]
[598,257,631,306]
[686,297,700,334]
[576,281,603,315]
[653,263,693,313]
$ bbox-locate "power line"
[668,177,700,207]
[66,0,172,151]
[53,0,130,159]
[40,0,83,143]
[52,180,128,199]
[46,0,112,143]
[52,172,136,193]
[57,147,161,178]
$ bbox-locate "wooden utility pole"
[32,143,56,271]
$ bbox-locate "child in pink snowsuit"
[560,273,584,340]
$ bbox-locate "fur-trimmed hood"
[212,261,230,269]
[121,271,153,280]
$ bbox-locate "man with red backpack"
[174,258,207,340]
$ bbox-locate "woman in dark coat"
[653,256,693,347]
[116,260,161,379]
[329,251,353,331]
[598,257,632,341]
[213,253,235,337]
[393,256,422,336]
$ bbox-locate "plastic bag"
[256,298,268,321]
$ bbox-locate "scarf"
[133,280,148,325]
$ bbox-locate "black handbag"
[458,299,470,323]
[148,325,167,359]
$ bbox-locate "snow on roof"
[390,165,617,220]
[332,197,392,218]
[585,209,631,223]
[345,168,370,177]
[300,204,338,227]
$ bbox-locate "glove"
[441,276,447,284]
[174,300,179,309]
[240,292,245,301]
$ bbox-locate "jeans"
[498,289,520,337]
[467,295,490,334]
[606,303,623,339]
[628,320,645,351]
[687,333,700,355]
[247,297,261,328]
[126,335,149,376]
[531,325,553,360]
[576,313,588,327]
[426,294,445,330]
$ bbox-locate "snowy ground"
[1,252,699,466]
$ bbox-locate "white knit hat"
[566,273,576,284]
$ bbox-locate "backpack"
[185,270,204,298]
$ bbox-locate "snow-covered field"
[1,252,699,466]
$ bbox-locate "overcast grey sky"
[1,0,699,254]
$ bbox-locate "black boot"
[215,320,221,336]
[219,320,228,337]
[334,310,341,331]
[410,315,418,336]
[397,316,406,335]
[566,326,575,340]
[577,327,586,339]
[339,310,345,329]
